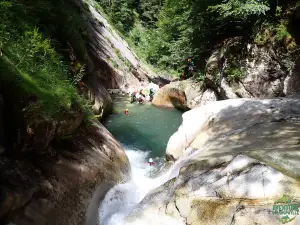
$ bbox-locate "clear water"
[99,95,186,225]
[103,95,183,157]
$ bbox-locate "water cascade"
[99,146,202,225]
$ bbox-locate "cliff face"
[82,1,155,90]
[0,122,130,225]
[67,0,160,118]
[204,40,297,100]
[0,0,159,224]
[0,74,130,225]
[154,39,300,111]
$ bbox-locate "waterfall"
[98,146,202,225]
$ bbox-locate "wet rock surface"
[125,97,300,225]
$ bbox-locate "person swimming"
[147,158,155,166]
[124,108,129,116]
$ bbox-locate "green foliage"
[138,0,164,27]
[275,20,291,41]
[209,0,270,20]
[254,20,296,51]
[96,0,136,33]
[225,66,245,83]
[92,0,297,79]
[108,58,119,68]
[254,24,274,45]
[0,0,92,119]
[193,70,205,82]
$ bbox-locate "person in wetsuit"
[124,108,129,115]
[181,58,195,80]
[149,88,155,101]
[147,158,155,166]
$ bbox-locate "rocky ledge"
[124,97,300,225]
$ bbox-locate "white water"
[98,146,202,225]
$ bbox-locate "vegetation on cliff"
[0,0,91,119]
[96,0,299,78]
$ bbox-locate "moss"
[0,0,93,120]
[225,67,245,83]
[254,20,296,51]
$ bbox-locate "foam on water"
[98,146,202,225]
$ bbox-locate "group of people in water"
[125,87,155,117]
[123,58,196,167]
[130,88,155,104]
[125,88,157,167]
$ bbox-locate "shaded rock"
[0,94,3,148]
[86,73,113,118]
[167,97,300,161]
[205,50,219,82]
[284,57,300,96]
[242,45,285,97]
[150,76,171,88]
[152,86,188,110]
[1,122,129,225]
[24,103,83,150]
[205,43,288,99]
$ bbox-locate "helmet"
[126,109,128,111]
[149,158,153,163]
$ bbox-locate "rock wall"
[0,75,130,225]
[76,0,157,92]
[205,41,297,100]
[0,122,129,225]
[125,97,300,224]
[0,1,147,221]
[156,39,300,110]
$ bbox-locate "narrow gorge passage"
[99,95,185,225]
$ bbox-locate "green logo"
[272,195,299,224]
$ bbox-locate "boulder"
[1,122,130,225]
[160,79,218,109]
[241,45,285,97]
[152,86,188,110]
[166,97,300,162]
[198,89,218,107]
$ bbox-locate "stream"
[99,95,186,224]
